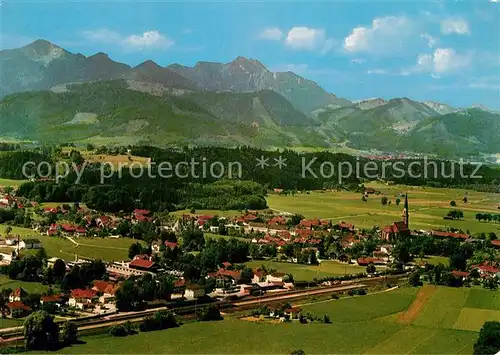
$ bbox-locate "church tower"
[402,193,409,229]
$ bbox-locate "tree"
[240,268,254,284]
[60,321,78,346]
[366,263,376,274]
[473,321,500,355]
[24,310,60,350]
[396,198,401,206]
[291,350,306,355]
[128,242,142,260]
[381,197,388,206]
[115,280,141,312]
[393,242,411,263]
[5,225,12,235]
[156,274,175,301]
[289,214,305,226]
[53,259,66,281]
[196,305,223,321]
[0,292,8,318]
[450,200,456,207]
[409,272,422,287]
[36,247,48,261]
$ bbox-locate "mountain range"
[1,39,499,157]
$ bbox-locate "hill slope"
[0,80,325,148]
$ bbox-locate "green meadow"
[244,260,366,281]
[1,226,140,261]
[267,182,500,235]
[0,178,27,187]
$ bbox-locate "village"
[0,185,499,323]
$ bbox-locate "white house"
[184,284,205,300]
[5,237,18,246]
[69,289,98,310]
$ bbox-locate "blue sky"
[2,0,500,109]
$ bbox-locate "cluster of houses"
[4,280,120,318]
[207,262,293,299]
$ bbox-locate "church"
[381,194,410,241]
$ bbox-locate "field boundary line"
[398,285,437,325]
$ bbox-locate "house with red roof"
[490,239,500,248]
[40,294,64,307]
[357,257,387,266]
[129,255,158,272]
[334,222,355,232]
[60,224,76,234]
[75,227,86,235]
[268,216,287,226]
[244,214,259,222]
[43,207,59,214]
[7,301,31,318]
[165,241,178,249]
[451,270,470,279]
[69,289,98,309]
[471,263,500,276]
[9,288,27,302]
[299,219,321,229]
[92,280,120,303]
[96,216,112,228]
[431,230,469,240]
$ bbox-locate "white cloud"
[285,26,326,50]
[343,16,415,54]
[82,29,174,51]
[259,27,283,41]
[490,0,499,3]
[416,48,471,73]
[367,69,388,75]
[420,33,438,48]
[123,31,173,50]
[433,48,471,72]
[440,18,470,35]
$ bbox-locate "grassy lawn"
[0,178,27,187]
[172,209,244,218]
[413,287,470,329]
[49,318,405,354]
[422,255,450,267]
[267,183,500,235]
[243,260,366,281]
[204,233,248,242]
[301,287,419,322]
[0,275,50,294]
[464,288,500,310]
[453,308,500,332]
[0,317,24,329]
[1,226,139,261]
[46,286,495,354]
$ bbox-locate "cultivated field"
[48,285,499,354]
[244,260,366,281]
[82,153,150,168]
[267,182,500,235]
[1,226,140,261]
[0,275,51,294]
[0,179,27,187]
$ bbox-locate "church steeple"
[402,193,409,228]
